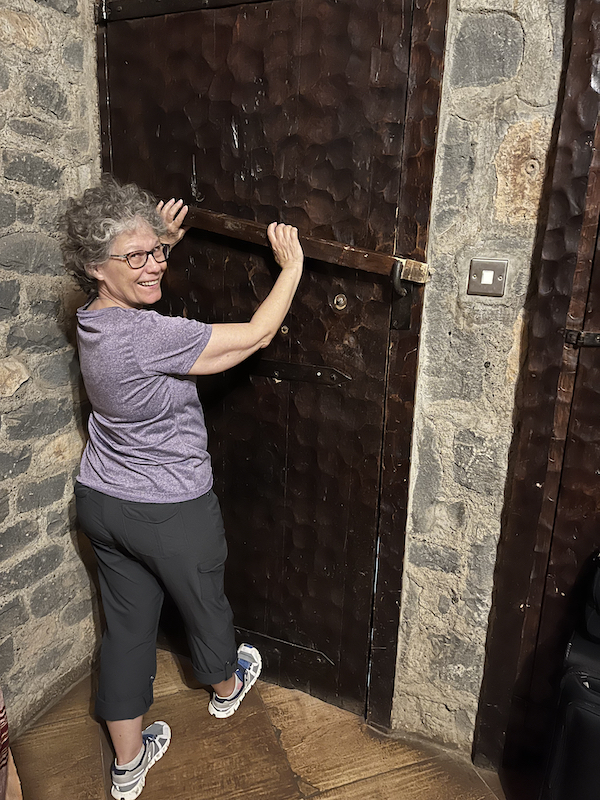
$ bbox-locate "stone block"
[63,40,84,70]
[0,637,14,674]
[0,194,16,229]
[0,356,29,397]
[29,570,77,617]
[7,321,69,353]
[46,508,72,537]
[0,445,31,480]
[453,429,501,495]
[17,473,67,513]
[3,150,62,190]
[0,63,9,92]
[2,545,64,592]
[495,118,552,224]
[0,232,63,275]
[424,315,485,402]
[0,597,29,639]
[33,0,79,17]
[0,490,8,524]
[9,118,53,143]
[409,541,461,574]
[29,295,61,318]
[35,349,78,388]
[62,596,91,626]
[0,10,49,51]
[17,202,34,223]
[38,431,83,469]
[0,520,40,563]
[450,13,523,88]
[4,397,73,440]
[430,632,482,695]
[0,279,19,319]
[25,75,68,120]
[34,641,74,677]
[433,116,475,233]
[410,421,443,535]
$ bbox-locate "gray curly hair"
[59,174,167,294]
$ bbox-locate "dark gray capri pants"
[75,482,238,721]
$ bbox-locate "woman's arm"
[188,222,303,376]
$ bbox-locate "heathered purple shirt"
[76,305,213,503]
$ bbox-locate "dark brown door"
[474,0,600,780]
[97,0,446,718]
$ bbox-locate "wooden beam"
[185,206,428,282]
[104,0,270,22]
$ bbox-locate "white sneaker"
[208,643,262,718]
[110,720,171,800]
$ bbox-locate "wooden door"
[97,0,446,721]
[474,0,600,781]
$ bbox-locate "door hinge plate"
[565,329,600,347]
[250,360,351,385]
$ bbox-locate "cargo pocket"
[121,503,184,558]
[198,532,228,601]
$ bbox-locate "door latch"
[391,260,413,330]
[564,329,600,347]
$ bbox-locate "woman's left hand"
[157,198,189,247]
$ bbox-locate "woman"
[60,175,303,800]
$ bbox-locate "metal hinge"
[565,329,600,347]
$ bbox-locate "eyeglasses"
[109,243,171,270]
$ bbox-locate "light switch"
[467,258,508,297]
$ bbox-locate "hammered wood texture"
[162,234,391,711]
[105,0,412,254]
[474,0,600,767]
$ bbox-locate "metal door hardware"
[332,294,348,310]
[251,359,351,385]
[391,260,413,330]
[564,330,600,347]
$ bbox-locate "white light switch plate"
[467,259,508,297]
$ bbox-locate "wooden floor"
[12,649,506,800]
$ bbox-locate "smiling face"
[88,221,167,310]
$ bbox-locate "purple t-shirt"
[76,305,213,503]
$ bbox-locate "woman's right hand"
[267,222,304,271]
[157,198,189,247]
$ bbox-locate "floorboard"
[11,648,506,800]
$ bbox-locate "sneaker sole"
[110,722,171,800]
[208,650,262,719]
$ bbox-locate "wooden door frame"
[95,0,449,730]
[473,0,600,768]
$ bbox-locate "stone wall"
[0,0,100,732]
[392,0,566,748]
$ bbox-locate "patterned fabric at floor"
[0,687,8,800]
